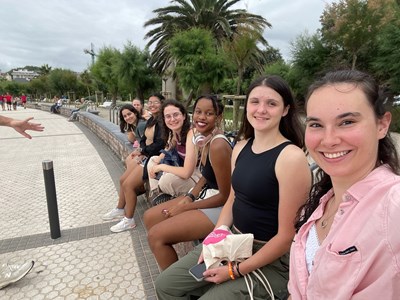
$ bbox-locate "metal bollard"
[42,160,61,239]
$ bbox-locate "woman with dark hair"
[147,99,201,204]
[154,76,311,299]
[118,104,140,144]
[102,93,166,233]
[132,98,150,142]
[143,94,232,270]
[288,70,400,299]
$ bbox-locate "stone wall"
[78,112,133,161]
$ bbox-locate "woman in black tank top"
[155,76,312,300]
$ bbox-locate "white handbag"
[202,225,275,300]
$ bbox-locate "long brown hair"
[237,75,304,148]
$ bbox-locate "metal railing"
[109,106,120,125]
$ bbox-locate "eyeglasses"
[164,112,182,120]
[148,101,161,106]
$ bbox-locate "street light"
[83,43,96,65]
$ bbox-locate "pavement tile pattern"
[0,109,159,299]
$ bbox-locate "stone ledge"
[77,112,133,161]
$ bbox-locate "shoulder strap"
[211,133,230,144]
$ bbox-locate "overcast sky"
[0,0,331,73]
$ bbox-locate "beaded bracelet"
[228,261,236,280]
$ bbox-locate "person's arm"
[126,131,136,143]
[212,139,247,228]
[176,136,232,211]
[140,121,165,157]
[0,116,44,139]
[151,130,198,179]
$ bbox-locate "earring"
[124,123,128,131]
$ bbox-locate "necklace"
[320,196,338,229]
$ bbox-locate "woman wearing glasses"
[147,99,201,205]
[102,93,166,233]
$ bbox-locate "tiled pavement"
[0,108,159,299]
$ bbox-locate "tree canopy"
[144,0,270,73]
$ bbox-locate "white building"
[9,69,39,81]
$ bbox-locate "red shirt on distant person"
[5,94,12,103]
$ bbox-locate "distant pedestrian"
[5,92,12,111]
[20,93,27,109]
[12,96,18,110]
[0,94,4,111]
[68,98,88,121]
[50,96,62,114]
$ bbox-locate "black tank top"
[200,135,231,190]
[232,138,292,241]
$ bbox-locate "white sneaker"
[0,260,34,289]
[102,208,125,221]
[110,217,136,233]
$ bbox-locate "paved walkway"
[0,108,159,299]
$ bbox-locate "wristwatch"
[184,192,196,202]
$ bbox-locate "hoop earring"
[124,123,128,131]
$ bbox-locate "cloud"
[0,0,329,72]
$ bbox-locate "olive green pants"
[155,243,289,300]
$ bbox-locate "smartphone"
[139,156,148,166]
[189,262,206,282]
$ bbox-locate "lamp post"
[83,43,96,66]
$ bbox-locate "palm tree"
[38,64,52,77]
[144,0,271,73]
[80,70,93,99]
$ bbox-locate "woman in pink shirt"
[288,70,400,299]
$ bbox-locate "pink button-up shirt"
[288,165,400,299]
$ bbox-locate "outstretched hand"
[10,117,44,139]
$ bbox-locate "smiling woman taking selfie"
[288,70,400,299]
